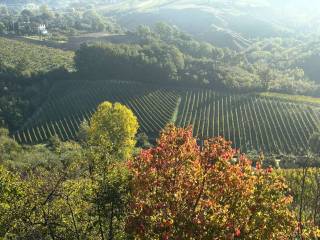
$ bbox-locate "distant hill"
[2,0,320,49]
[98,0,316,49]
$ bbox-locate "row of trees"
[141,23,319,95]
[74,23,319,95]
[0,101,319,238]
[75,42,185,83]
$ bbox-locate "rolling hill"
[99,0,320,49]
[13,80,320,155]
[0,37,74,75]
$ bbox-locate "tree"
[126,125,297,239]
[0,5,8,16]
[280,168,320,239]
[0,102,138,239]
[39,4,53,23]
[87,101,139,168]
[20,9,34,18]
[0,128,21,163]
[83,10,105,32]
[0,22,5,34]
[87,101,139,239]
[39,4,50,16]
[0,166,26,237]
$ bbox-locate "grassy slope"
[259,92,320,106]
[0,37,75,74]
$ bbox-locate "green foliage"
[0,125,132,239]
[0,37,75,130]
[217,65,260,90]
[73,23,320,95]
[0,124,319,238]
[75,42,185,82]
[0,166,26,237]
[88,101,138,164]
[91,162,132,240]
[309,132,320,155]
[0,128,22,164]
[259,92,320,105]
[279,168,320,238]
[86,102,137,239]
[0,5,122,37]
[0,37,74,76]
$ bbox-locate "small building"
[38,24,48,35]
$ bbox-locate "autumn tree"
[126,125,296,239]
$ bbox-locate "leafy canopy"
[88,101,139,164]
[126,125,296,239]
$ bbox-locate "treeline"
[244,37,320,95]
[74,23,238,88]
[0,102,319,239]
[75,23,320,95]
[75,42,186,83]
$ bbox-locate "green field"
[13,80,320,154]
[0,37,74,75]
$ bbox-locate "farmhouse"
[37,24,48,35]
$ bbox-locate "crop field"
[13,81,320,154]
[0,37,74,74]
[176,90,320,153]
[14,81,179,143]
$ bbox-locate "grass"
[259,92,320,106]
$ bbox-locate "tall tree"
[87,101,138,240]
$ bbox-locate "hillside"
[13,80,320,155]
[99,0,320,49]
[0,37,74,76]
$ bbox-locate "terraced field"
[14,81,179,143]
[176,90,320,154]
[13,81,320,154]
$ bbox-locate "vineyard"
[0,37,74,75]
[176,90,320,154]
[13,80,179,143]
[13,81,320,154]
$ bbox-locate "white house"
[38,24,48,35]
